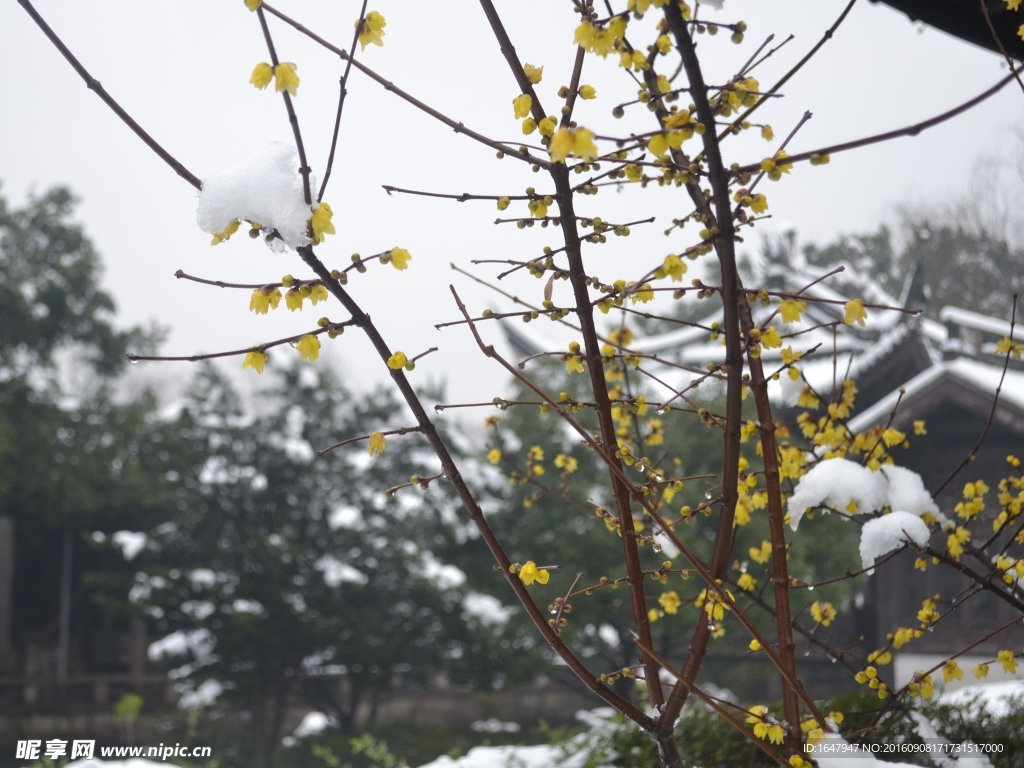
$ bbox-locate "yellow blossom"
[779,298,806,324]
[242,350,268,375]
[549,127,598,163]
[522,118,537,135]
[1008,0,1022,9]
[249,288,281,315]
[368,432,386,456]
[308,202,335,245]
[244,0,261,9]
[387,351,408,370]
[356,10,386,49]
[566,356,585,374]
[574,17,627,58]
[811,601,836,627]
[749,540,771,564]
[273,62,300,97]
[737,573,757,591]
[972,663,989,679]
[249,62,273,90]
[844,298,868,327]
[659,590,681,614]
[749,638,762,651]
[948,526,971,558]
[914,420,927,435]
[761,124,774,141]
[487,448,502,465]
[630,283,654,303]
[523,63,544,84]
[996,335,1024,360]
[309,284,329,305]
[661,254,687,281]
[648,608,660,622]
[296,334,320,362]
[998,649,1018,674]
[656,34,672,55]
[760,327,782,349]
[749,194,768,214]
[211,219,240,245]
[578,84,597,99]
[518,560,550,586]
[286,288,303,311]
[882,428,905,447]
[513,93,533,119]
[554,454,579,473]
[780,346,802,365]
[390,247,412,270]
[538,116,557,137]
[942,659,963,683]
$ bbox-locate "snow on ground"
[938,679,1024,718]
[417,743,582,768]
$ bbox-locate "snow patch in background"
[315,555,368,587]
[462,592,514,627]
[859,511,931,570]
[282,711,338,746]
[196,142,315,250]
[470,718,521,733]
[177,679,222,710]
[112,530,147,560]
[939,680,1024,717]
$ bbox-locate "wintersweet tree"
[17,0,1024,765]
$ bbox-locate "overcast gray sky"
[3,0,1022,412]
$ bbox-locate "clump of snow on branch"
[880,464,949,526]
[197,142,316,250]
[859,511,931,571]
[788,458,943,532]
[787,458,888,530]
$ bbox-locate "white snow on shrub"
[787,458,887,530]
[196,142,315,250]
[178,678,222,709]
[880,464,948,525]
[859,511,930,571]
[112,530,147,560]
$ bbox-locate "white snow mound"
[880,465,948,525]
[787,458,888,530]
[859,511,930,570]
[197,142,316,250]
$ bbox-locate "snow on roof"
[846,357,1024,434]
[940,306,1023,341]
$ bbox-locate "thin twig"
[979,0,1024,97]
[317,426,422,458]
[17,0,201,189]
[734,65,1024,175]
[933,294,1018,496]
[260,2,549,168]
[125,321,354,364]
[319,0,368,201]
